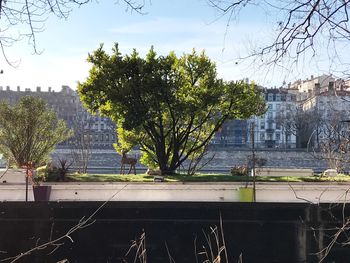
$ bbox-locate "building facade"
[301,89,350,147]
[0,85,116,149]
[3,74,350,151]
[212,119,248,147]
[247,88,297,148]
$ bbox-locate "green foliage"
[113,127,139,154]
[0,96,73,167]
[35,164,61,183]
[36,165,48,177]
[78,44,265,174]
[139,151,158,169]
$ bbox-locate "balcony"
[266,128,275,133]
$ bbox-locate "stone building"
[301,89,350,147]
[0,85,116,149]
[289,74,350,97]
[247,88,297,148]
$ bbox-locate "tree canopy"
[78,44,265,174]
[0,96,72,167]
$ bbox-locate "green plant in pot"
[32,164,52,201]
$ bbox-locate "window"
[276,133,280,141]
[260,122,265,130]
[260,133,265,141]
[276,104,281,110]
[268,104,273,111]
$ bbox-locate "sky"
[0,0,345,92]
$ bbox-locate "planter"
[33,185,51,201]
[238,187,254,202]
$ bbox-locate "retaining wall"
[51,148,332,173]
[0,202,349,263]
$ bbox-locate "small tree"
[276,106,321,148]
[317,110,350,172]
[70,108,93,174]
[0,96,72,167]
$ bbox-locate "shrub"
[36,164,58,182]
[230,165,248,176]
[35,165,49,182]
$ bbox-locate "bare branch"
[209,0,350,76]
[0,0,148,65]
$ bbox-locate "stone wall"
[50,148,334,173]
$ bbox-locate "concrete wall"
[0,202,349,263]
[1,179,350,203]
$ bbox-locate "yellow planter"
[238,187,254,202]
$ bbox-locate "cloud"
[2,53,90,91]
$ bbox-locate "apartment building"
[302,89,350,146]
[247,88,297,148]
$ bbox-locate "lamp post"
[250,122,257,202]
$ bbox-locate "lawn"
[65,173,350,183]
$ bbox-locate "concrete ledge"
[1,182,350,203]
[257,168,313,177]
[0,169,26,183]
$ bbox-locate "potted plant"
[30,164,52,201]
[235,165,254,202]
[237,123,267,202]
[238,123,257,202]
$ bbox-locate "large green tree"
[0,96,72,167]
[78,44,265,174]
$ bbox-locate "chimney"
[6,86,10,91]
[48,87,52,92]
[36,86,41,92]
[0,86,3,91]
[17,86,20,92]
